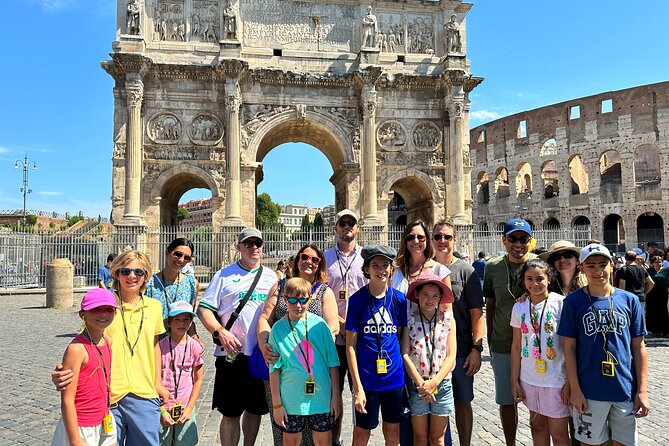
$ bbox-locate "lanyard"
[83,332,111,409]
[168,339,188,400]
[157,272,182,305]
[585,287,614,350]
[311,282,322,295]
[529,297,549,355]
[504,257,524,299]
[367,286,390,356]
[336,248,358,292]
[118,294,145,357]
[419,309,437,377]
[287,316,312,379]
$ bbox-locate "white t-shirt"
[392,263,451,318]
[510,292,566,388]
[200,261,278,357]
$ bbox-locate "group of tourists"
[49,211,651,446]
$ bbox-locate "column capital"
[362,86,378,118]
[126,78,144,109]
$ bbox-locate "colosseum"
[469,81,669,252]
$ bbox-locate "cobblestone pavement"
[2,293,666,445]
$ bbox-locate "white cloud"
[0,147,9,154]
[37,191,63,197]
[470,110,502,121]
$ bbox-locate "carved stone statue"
[361,6,378,48]
[445,14,462,53]
[223,4,237,40]
[126,0,141,35]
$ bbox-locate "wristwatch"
[472,344,483,353]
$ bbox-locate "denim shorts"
[407,377,455,417]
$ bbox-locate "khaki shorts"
[51,416,117,446]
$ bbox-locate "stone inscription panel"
[241,0,355,51]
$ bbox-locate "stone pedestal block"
[46,259,74,309]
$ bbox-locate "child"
[510,259,570,446]
[52,288,119,446]
[269,277,342,446]
[158,301,204,446]
[345,245,408,446]
[401,273,456,446]
[558,244,649,446]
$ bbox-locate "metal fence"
[0,224,594,288]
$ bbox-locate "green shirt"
[483,253,536,353]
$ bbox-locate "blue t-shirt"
[97,265,113,290]
[269,313,340,415]
[472,259,486,281]
[145,273,197,320]
[345,285,407,392]
[557,288,646,402]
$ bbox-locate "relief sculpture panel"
[407,16,434,54]
[377,121,407,151]
[191,0,219,42]
[412,121,441,152]
[189,113,224,145]
[147,112,182,144]
[154,1,186,42]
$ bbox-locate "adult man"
[197,228,279,446]
[97,253,116,290]
[432,221,484,446]
[472,251,487,283]
[361,5,378,48]
[324,209,368,446]
[618,250,654,309]
[483,218,536,445]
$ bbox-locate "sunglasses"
[242,239,263,249]
[300,253,321,264]
[406,234,427,242]
[286,296,310,305]
[119,268,147,277]
[172,251,192,262]
[506,235,531,244]
[433,234,454,242]
[549,251,577,262]
[338,220,356,228]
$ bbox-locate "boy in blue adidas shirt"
[346,245,407,446]
[558,244,649,446]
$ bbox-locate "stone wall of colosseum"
[469,81,669,252]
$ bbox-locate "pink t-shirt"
[159,336,204,408]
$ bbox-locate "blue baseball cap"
[167,300,196,318]
[503,218,532,237]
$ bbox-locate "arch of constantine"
[470,81,669,251]
[104,0,481,236]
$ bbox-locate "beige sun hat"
[538,240,582,262]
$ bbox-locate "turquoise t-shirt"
[269,313,339,416]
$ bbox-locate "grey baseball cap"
[361,244,396,267]
[238,227,263,243]
[336,209,358,222]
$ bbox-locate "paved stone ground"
[1,293,667,445]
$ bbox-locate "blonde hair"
[110,250,153,294]
[284,277,312,298]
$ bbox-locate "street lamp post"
[14,155,37,226]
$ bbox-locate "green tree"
[301,214,311,228]
[313,212,324,227]
[25,215,38,226]
[67,215,84,226]
[256,192,281,227]
[178,207,190,221]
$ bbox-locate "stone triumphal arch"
[104,0,481,233]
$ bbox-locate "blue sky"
[0,1,667,217]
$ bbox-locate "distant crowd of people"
[49,212,653,446]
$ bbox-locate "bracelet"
[272,402,283,409]
[160,409,167,415]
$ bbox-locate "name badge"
[305,380,316,395]
[338,289,348,300]
[535,359,546,374]
[376,358,388,374]
[602,360,615,377]
[103,412,114,434]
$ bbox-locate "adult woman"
[645,255,669,335]
[538,240,587,297]
[257,243,339,446]
[145,238,198,327]
[52,250,168,445]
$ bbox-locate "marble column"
[223,80,243,226]
[449,91,466,223]
[121,76,145,225]
[361,85,381,224]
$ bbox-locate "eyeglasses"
[654,261,663,264]
[549,251,577,262]
[338,220,356,228]
[119,268,147,277]
[506,235,531,244]
[242,239,263,249]
[286,296,310,305]
[406,234,427,242]
[433,234,454,242]
[300,253,321,264]
[172,251,193,262]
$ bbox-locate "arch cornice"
[380,168,440,202]
[149,163,222,198]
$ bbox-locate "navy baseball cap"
[503,218,532,237]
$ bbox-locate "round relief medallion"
[376,120,407,151]
[189,113,224,145]
[412,121,441,152]
[147,112,182,144]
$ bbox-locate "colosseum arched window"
[573,216,591,228]
[569,155,589,195]
[541,161,559,199]
[544,218,560,229]
[476,171,490,205]
[515,163,532,197]
[634,145,661,185]
[603,213,625,252]
[540,138,557,156]
[637,212,664,247]
[494,167,510,199]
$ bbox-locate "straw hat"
[538,240,581,262]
